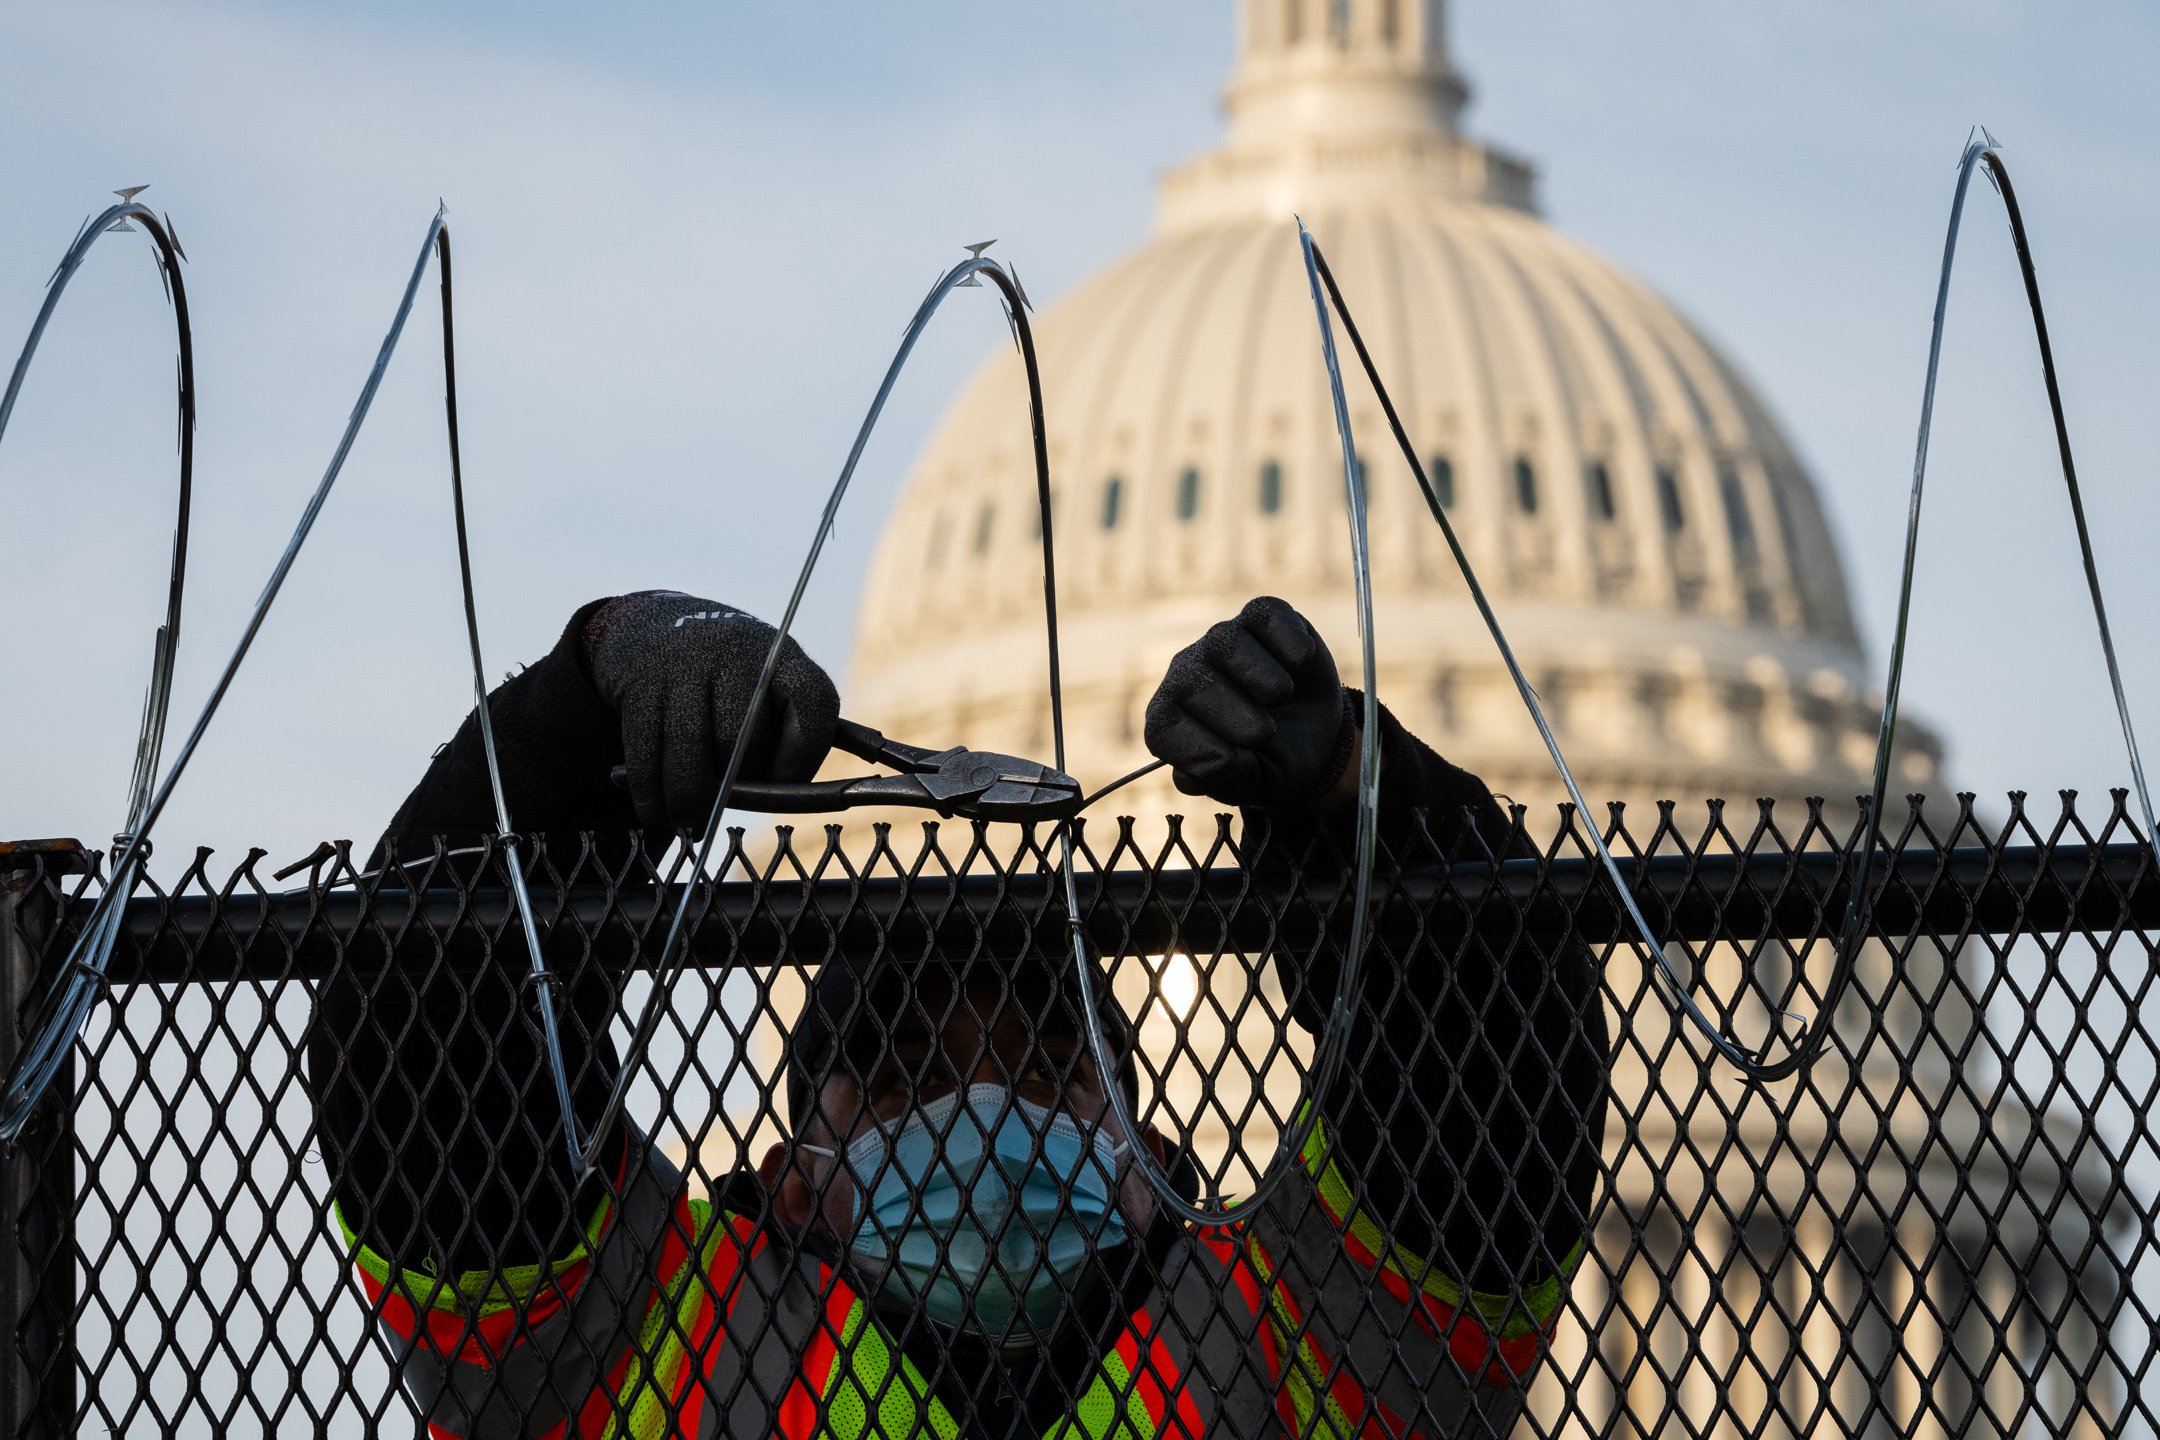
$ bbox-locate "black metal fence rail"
[90,842,2160,982]
[1,798,2156,1438]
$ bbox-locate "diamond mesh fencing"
[0,793,2153,1438]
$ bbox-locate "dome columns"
[1240,0,1449,72]
[1165,0,1532,227]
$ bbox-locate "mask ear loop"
[1051,220,1382,1228]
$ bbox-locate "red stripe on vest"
[1125,1307,1205,1439]
[1334,1217,1544,1385]
[568,1213,760,1439]
[1197,1226,1267,1324]
[361,1257,593,1368]
[1122,1310,1167,1433]
[775,1263,858,1440]
[363,1148,645,1369]
[656,1240,727,1440]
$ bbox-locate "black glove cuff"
[1302,687,1362,808]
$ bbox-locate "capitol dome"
[846,0,1941,837]
[766,18,2121,1436]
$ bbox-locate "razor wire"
[1054,222,1385,1227]
[1300,133,2158,1083]
[0,209,577,1150]
[580,251,1387,1224]
[5,129,2146,1150]
[576,253,1030,1172]
[0,197,196,1141]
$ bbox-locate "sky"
[4,0,2158,876]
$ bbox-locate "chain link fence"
[0,792,2153,1438]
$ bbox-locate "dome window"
[1176,466,1203,522]
[1513,456,1539,514]
[1656,466,1685,533]
[1427,455,1454,510]
[1718,463,1757,560]
[1587,461,1617,521]
[1258,460,1284,515]
[1101,475,1124,531]
[972,502,995,555]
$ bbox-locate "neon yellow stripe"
[1245,1232,1355,1439]
[612,1198,724,1440]
[333,1193,615,1318]
[820,1295,961,1440]
[822,1292,1160,1440]
[1297,1110,1582,1339]
[1042,1341,1154,1440]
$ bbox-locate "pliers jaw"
[759,719,1081,820]
[911,749,1083,820]
[613,718,1084,821]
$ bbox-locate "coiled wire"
[1303,133,2155,1081]
[578,255,1031,1171]
[1059,221,1384,1227]
[0,211,577,1150]
[0,200,195,1141]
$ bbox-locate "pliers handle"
[610,717,1084,821]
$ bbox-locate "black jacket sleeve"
[306,601,635,1277]
[369,599,635,867]
[1247,694,1609,1294]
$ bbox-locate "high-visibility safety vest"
[343,1122,1578,1439]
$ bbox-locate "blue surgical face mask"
[806,1083,1129,1340]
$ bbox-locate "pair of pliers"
[612,718,1083,821]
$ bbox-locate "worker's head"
[757,953,1171,1346]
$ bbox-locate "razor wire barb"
[1302,132,2158,1083]
[0,197,196,1142]
[0,208,578,1152]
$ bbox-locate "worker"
[306,590,1608,1438]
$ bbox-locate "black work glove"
[584,591,839,833]
[1143,596,1355,809]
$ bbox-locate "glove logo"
[672,607,746,628]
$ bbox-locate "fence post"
[0,840,81,1440]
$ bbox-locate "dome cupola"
[1161,0,1535,231]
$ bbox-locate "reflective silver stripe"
[1147,1230,1282,1435]
[1252,1179,1507,1433]
[682,1234,848,1439]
